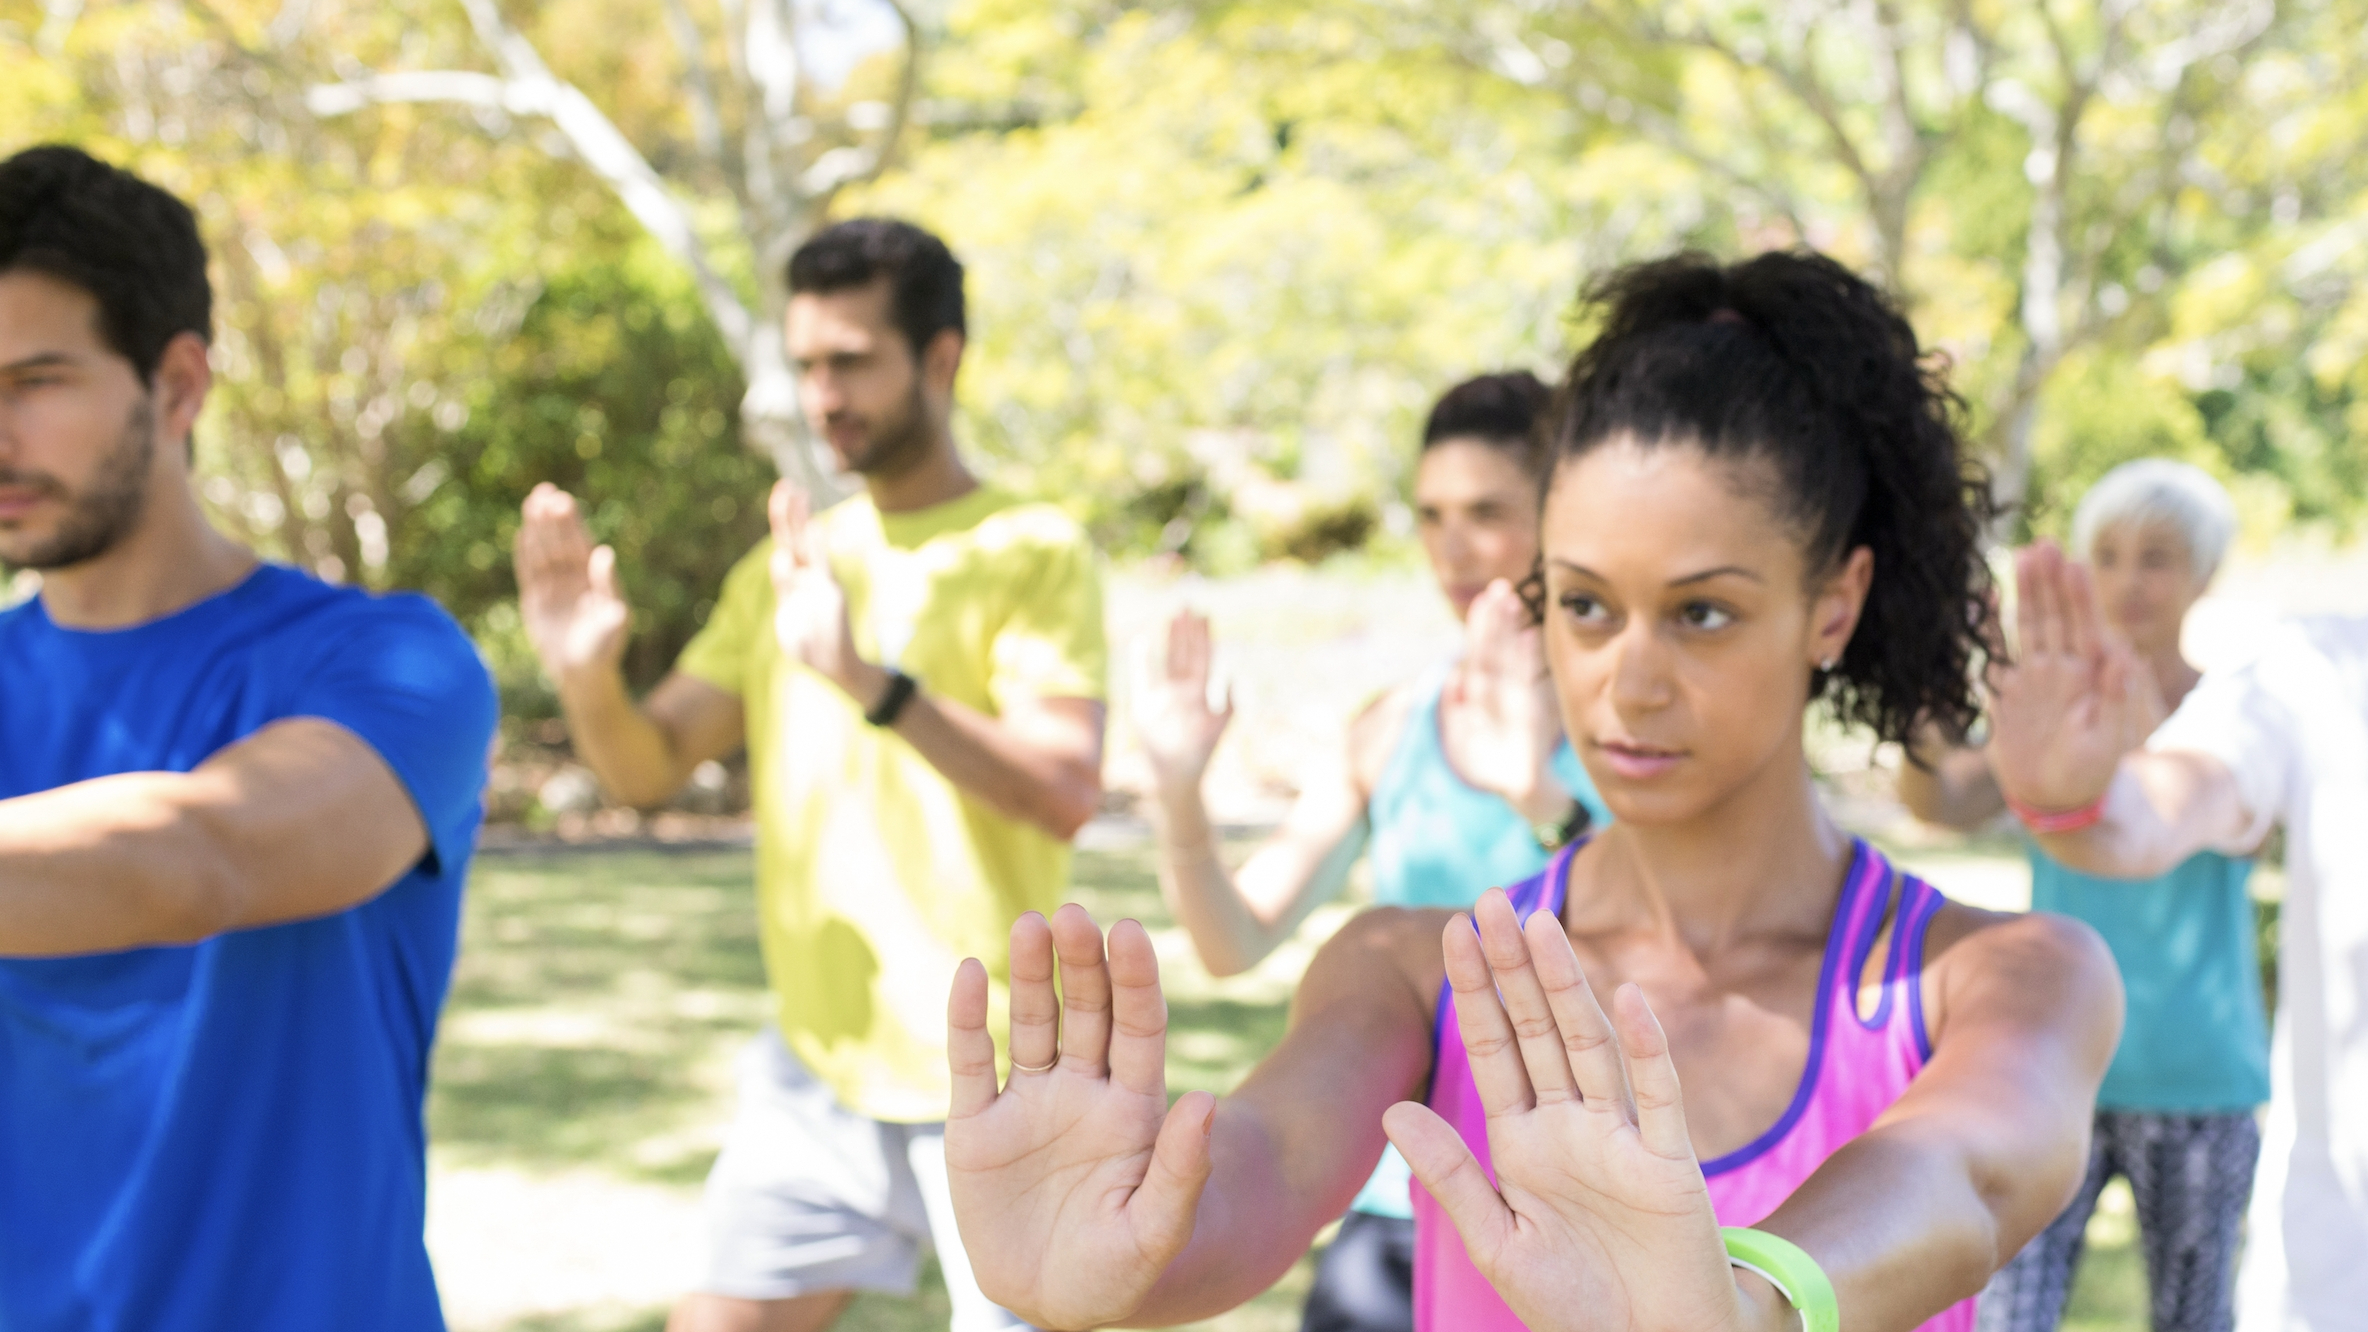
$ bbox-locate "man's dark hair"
[786,218,964,361]
[0,144,212,383]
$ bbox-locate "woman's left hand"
[1385,891,1781,1332]
[1442,579,1567,823]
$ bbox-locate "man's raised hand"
[945,905,1217,1330]
[1384,893,1756,1332]
[1986,541,2148,814]
[767,480,868,695]
[515,483,630,684]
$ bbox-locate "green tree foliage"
[3,1,767,716]
[6,0,2363,698]
[416,234,768,713]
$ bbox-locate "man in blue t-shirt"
[0,145,496,1330]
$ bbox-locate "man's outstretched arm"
[0,718,430,956]
[1986,541,2259,880]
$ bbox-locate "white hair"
[2070,458,2239,581]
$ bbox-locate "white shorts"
[698,1028,1031,1331]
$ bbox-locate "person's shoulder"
[1924,899,2119,1012]
[971,491,1095,556]
[1315,902,1455,1007]
[1346,681,1419,792]
[280,571,470,643]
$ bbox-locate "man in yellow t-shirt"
[513,219,1104,1332]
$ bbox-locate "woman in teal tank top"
[1133,372,1608,1332]
[1901,460,2265,1332]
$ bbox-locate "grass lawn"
[428,833,2146,1331]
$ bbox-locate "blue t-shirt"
[0,565,495,1331]
[2029,844,2270,1112]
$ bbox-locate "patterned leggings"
[1976,1109,2260,1332]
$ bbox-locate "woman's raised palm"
[1386,892,1759,1332]
[1133,609,1234,792]
[1986,542,2152,811]
[943,906,1216,1330]
[1440,579,1562,807]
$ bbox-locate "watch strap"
[865,667,919,727]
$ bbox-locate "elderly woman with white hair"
[1900,458,2264,1332]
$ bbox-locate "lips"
[1595,739,1684,782]
[0,488,51,522]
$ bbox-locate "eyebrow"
[0,352,79,375]
[1551,559,1766,587]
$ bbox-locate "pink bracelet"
[2006,793,2106,834]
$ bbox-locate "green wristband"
[1721,1227,1839,1332]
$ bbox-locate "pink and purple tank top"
[1411,838,1976,1332]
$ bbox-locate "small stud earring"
[1819,656,1837,672]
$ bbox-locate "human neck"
[864,431,977,514]
[1568,747,1854,957]
[2138,639,2200,711]
[37,483,257,630]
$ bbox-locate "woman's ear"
[1812,546,1875,669]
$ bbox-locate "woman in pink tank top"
[939,251,2125,1332]
[1416,839,1971,1332]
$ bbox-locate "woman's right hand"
[1134,609,1235,792]
[1986,541,2150,813]
[945,905,1218,1330]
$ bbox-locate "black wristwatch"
[864,667,919,727]
[1531,797,1592,851]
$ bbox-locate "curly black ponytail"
[1547,250,2002,746]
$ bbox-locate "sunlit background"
[7,0,2363,1327]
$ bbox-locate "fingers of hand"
[1050,904,1114,1077]
[587,544,620,601]
[947,957,1000,1117]
[1104,918,1171,1098]
[1005,912,1061,1079]
[518,486,589,589]
[1443,900,1538,1118]
[1524,908,1629,1114]
[1612,984,1693,1162]
[2064,559,2103,663]
[2015,544,2057,659]
[1132,1090,1217,1261]
[1384,1101,1515,1260]
[1474,893,1583,1109]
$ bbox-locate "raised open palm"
[944,906,1217,1330]
[1133,609,1234,793]
[767,480,864,688]
[514,483,630,682]
[1440,579,1562,809]
[1985,542,2150,813]
[1385,892,1753,1332]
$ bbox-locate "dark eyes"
[1556,593,1735,631]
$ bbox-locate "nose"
[800,365,844,416]
[1608,617,1673,714]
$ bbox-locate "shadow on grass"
[431,851,770,1180]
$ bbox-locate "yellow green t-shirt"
[675,486,1106,1122]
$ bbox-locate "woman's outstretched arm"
[945,902,1442,1329]
[1752,906,2123,1328]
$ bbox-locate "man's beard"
[0,396,155,571]
[833,380,933,480]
